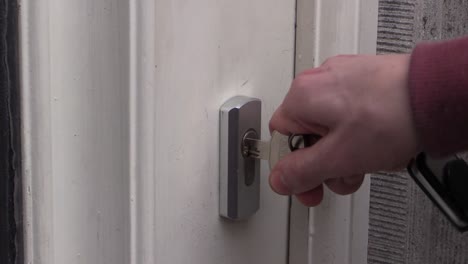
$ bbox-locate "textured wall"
[368,1,468,263]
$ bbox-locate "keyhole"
[242,129,258,186]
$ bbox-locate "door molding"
[20,0,132,262]
[20,1,55,262]
[21,0,157,262]
[129,0,156,262]
[291,0,378,263]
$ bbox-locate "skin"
[268,54,422,207]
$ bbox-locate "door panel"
[150,1,294,263]
[21,0,295,263]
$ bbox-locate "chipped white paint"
[21,0,294,263]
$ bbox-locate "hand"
[269,54,421,206]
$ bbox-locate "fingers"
[269,68,340,136]
[269,104,329,136]
[295,174,363,207]
[268,166,290,195]
[295,185,324,207]
[269,135,344,195]
[269,105,309,135]
[324,174,365,195]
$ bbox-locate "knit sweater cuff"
[409,36,468,157]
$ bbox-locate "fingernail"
[270,171,291,195]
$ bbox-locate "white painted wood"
[288,1,317,262]
[20,1,55,263]
[129,0,156,263]
[21,0,376,262]
[20,0,295,263]
[21,0,132,263]
[298,1,378,263]
[148,0,294,262]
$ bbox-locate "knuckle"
[268,113,281,131]
[329,92,349,115]
[321,56,339,67]
[321,57,333,67]
[291,74,310,91]
[268,119,275,132]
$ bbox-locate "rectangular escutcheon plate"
[219,96,261,220]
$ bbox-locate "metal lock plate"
[219,96,261,220]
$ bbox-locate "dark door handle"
[408,153,468,232]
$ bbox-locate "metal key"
[243,131,320,169]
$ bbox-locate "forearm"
[409,36,468,157]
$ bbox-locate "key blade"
[244,138,270,160]
[269,132,291,170]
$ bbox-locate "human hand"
[269,54,421,206]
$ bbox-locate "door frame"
[290,0,378,263]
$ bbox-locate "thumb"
[269,134,343,195]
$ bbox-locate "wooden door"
[141,0,295,263]
[20,0,293,263]
[19,0,377,263]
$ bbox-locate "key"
[243,131,320,169]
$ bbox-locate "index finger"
[269,104,328,136]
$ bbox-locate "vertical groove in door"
[288,0,317,263]
[129,0,155,263]
[0,0,22,263]
[286,2,298,263]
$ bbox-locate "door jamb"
[289,1,378,263]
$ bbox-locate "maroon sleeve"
[409,36,468,157]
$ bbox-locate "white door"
[138,0,294,263]
[19,0,376,263]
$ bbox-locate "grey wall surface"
[369,1,468,263]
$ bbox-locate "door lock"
[219,96,261,220]
[219,96,319,221]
